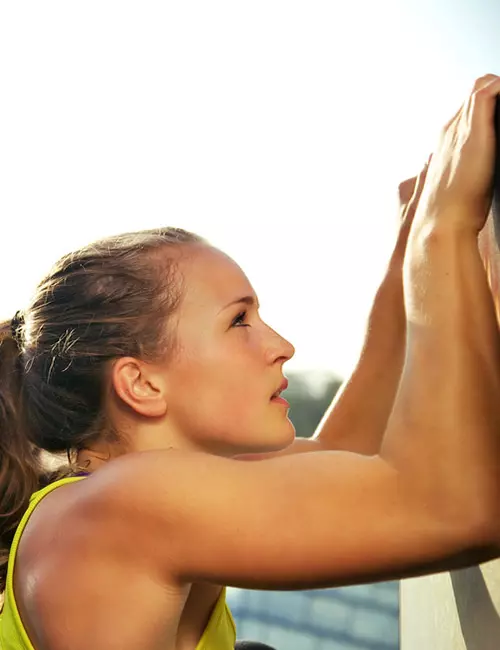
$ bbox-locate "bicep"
[110,450,471,590]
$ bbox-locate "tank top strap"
[2,476,87,650]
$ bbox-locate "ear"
[111,357,168,418]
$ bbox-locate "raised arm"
[239,166,428,460]
[309,169,428,455]
[90,75,500,590]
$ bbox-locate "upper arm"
[97,449,484,591]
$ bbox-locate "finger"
[468,75,500,129]
[398,176,418,205]
[398,157,431,207]
[471,73,500,94]
[444,105,464,132]
[400,163,429,225]
[411,163,429,204]
[444,76,499,132]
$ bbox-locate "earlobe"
[112,357,168,418]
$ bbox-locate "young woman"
[1,74,500,650]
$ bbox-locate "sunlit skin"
[78,244,296,468]
[159,245,296,455]
[8,74,500,650]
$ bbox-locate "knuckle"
[398,178,417,203]
[398,178,414,194]
[472,74,498,93]
[472,86,492,105]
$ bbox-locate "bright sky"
[1,1,499,378]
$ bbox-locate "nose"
[265,327,295,365]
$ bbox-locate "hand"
[415,74,500,234]
[388,161,431,263]
[398,160,430,229]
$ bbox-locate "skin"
[239,165,430,461]
[11,75,500,650]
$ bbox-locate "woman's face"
[163,245,296,456]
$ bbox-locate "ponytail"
[0,319,41,592]
[0,228,204,592]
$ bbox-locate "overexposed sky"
[1,1,499,377]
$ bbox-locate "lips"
[271,378,289,400]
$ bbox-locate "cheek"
[189,369,264,430]
[170,368,294,453]
[168,350,262,430]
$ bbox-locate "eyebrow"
[219,295,260,313]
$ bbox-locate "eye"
[231,310,250,328]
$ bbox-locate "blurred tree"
[286,372,342,438]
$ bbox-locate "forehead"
[178,244,256,313]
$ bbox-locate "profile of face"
[160,244,296,456]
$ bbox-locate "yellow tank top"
[0,476,236,649]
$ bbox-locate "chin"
[221,418,296,456]
[257,420,296,453]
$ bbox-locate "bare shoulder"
[14,474,186,650]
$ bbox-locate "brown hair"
[0,226,203,591]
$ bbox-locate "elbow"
[400,471,500,558]
[446,493,500,552]
[471,503,500,548]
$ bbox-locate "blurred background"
[2,1,500,647]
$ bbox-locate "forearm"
[382,221,500,521]
[313,231,408,455]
